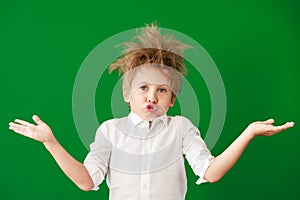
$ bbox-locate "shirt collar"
[128,111,168,128]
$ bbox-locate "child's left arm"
[204,119,294,183]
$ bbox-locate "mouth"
[146,104,156,112]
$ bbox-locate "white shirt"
[84,112,214,200]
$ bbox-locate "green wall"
[1,0,299,199]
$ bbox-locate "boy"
[9,24,294,200]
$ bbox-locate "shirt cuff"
[83,154,106,191]
[195,156,214,185]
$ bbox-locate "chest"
[107,125,183,174]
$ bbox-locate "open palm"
[246,119,294,137]
[9,115,53,144]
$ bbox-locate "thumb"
[264,118,274,125]
[32,115,44,125]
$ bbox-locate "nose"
[147,91,158,104]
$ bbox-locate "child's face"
[127,66,176,121]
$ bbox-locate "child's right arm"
[9,115,94,191]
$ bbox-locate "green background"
[1,0,299,199]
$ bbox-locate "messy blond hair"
[109,23,190,75]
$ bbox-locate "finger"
[32,115,43,125]
[264,119,274,125]
[9,122,35,137]
[9,125,24,133]
[9,125,29,137]
[273,123,293,132]
[284,121,294,128]
[9,123,26,133]
[14,119,31,126]
[275,125,288,131]
[273,122,294,130]
[9,122,26,130]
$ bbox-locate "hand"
[245,119,294,137]
[9,115,56,146]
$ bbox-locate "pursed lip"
[146,103,156,112]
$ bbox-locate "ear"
[123,93,130,103]
[122,85,130,103]
[169,95,176,107]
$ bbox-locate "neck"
[148,121,152,129]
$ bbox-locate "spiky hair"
[109,23,190,75]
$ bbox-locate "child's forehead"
[133,67,172,80]
[132,66,172,83]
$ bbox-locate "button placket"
[140,137,151,199]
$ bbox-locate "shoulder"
[167,115,198,135]
[169,116,203,142]
[168,115,195,127]
[95,116,129,136]
[99,116,128,127]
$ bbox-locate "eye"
[139,85,147,91]
[158,88,167,93]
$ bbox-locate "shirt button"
[143,184,147,189]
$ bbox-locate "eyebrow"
[138,82,170,87]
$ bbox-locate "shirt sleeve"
[83,124,112,191]
[181,117,214,185]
